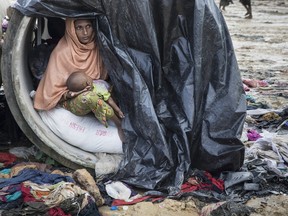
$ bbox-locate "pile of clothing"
[0,154,102,216]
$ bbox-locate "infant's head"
[66,71,93,92]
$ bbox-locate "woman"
[34,18,108,110]
[34,18,125,141]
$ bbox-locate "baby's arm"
[107,97,125,118]
[60,85,92,102]
[69,85,92,97]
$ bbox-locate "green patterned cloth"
[60,81,114,127]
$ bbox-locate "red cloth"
[181,172,224,193]
[112,171,224,206]
[112,195,153,206]
[49,207,71,216]
[204,171,224,192]
[21,183,39,202]
[0,152,17,166]
[181,182,200,193]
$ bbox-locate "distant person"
[219,0,234,11]
[64,71,125,141]
[219,0,252,19]
[240,0,252,19]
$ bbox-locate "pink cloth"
[247,129,262,141]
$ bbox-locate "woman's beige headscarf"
[34,18,107,110]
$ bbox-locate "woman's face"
[74,19,95,44]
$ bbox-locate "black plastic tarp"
[13,0,246,194]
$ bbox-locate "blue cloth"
[5,191,22,202]
[0,184,21,193]
[0,169,74,189]
[0,168,11,175]
[0,184,22,203]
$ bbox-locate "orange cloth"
[34,18,107,110]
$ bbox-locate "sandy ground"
[98,1,288,215]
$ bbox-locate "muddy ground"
[0,0,287,215]
[224,0,288,110]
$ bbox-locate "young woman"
[34,18,124,141]
[34,18,108,110]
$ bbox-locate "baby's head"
[66,71,93,92]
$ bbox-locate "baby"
[66,71,125,141]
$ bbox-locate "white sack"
[39,106,123,154]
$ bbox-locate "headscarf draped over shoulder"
[34,18,107,110]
